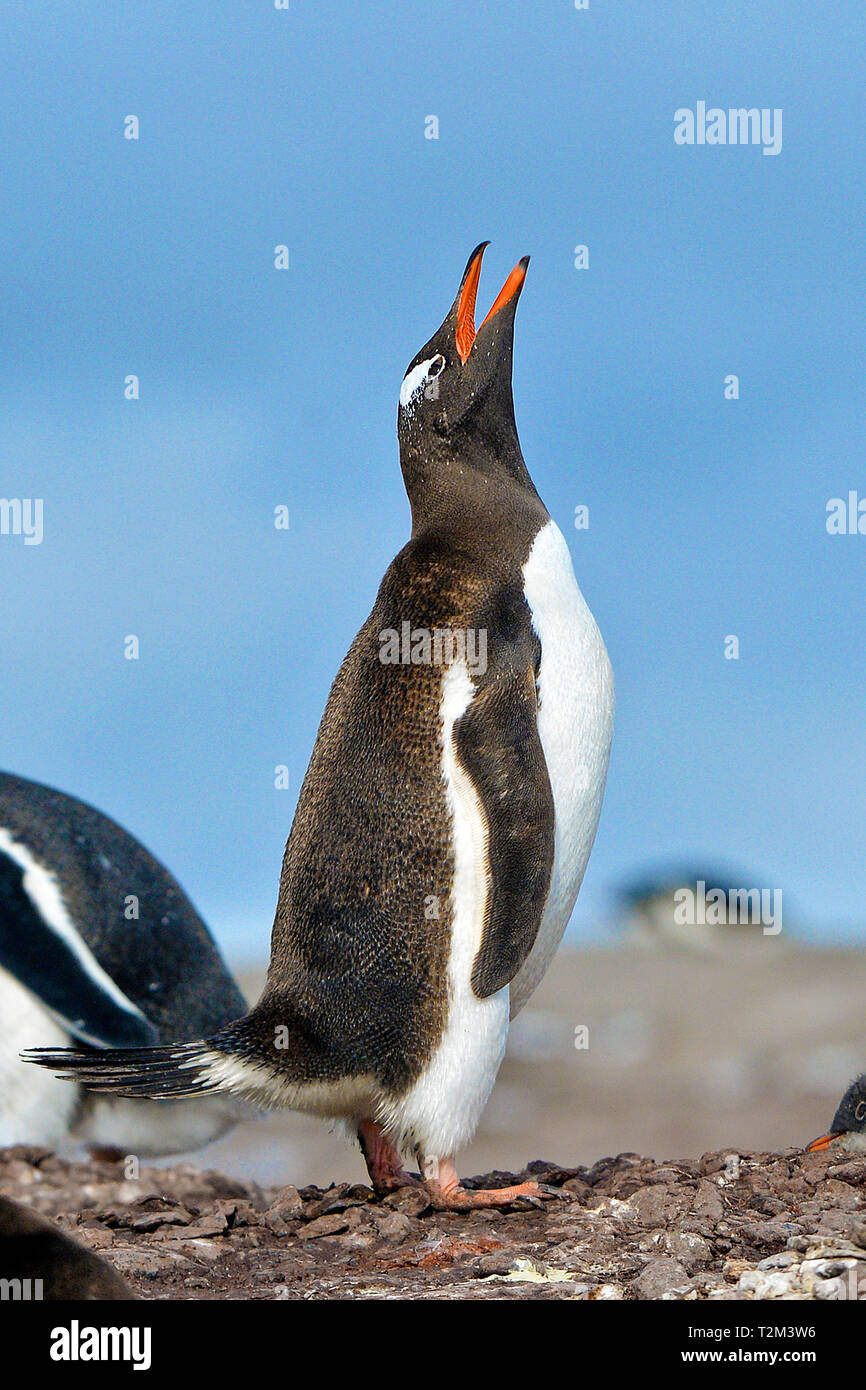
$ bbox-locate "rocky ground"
[199,946,866,1189]
[3,1142,865,1300]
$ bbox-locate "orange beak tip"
[806,1133,836,1153]
[478,258,530,334]
[454,245,531,363]
[455,244,488,363]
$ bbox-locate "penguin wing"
[453,660,555,998]
[0,848,158,1048]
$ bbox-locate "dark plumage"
[0,1196,134,1300]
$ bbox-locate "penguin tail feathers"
[22,1022,271,1103]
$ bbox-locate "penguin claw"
[372,1171,423,1197]
[534,1182,576,1201]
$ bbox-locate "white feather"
[0,965,80,1147]
[0,826,147,1029]
[381,661,509,1159]
[510,518,614,1016]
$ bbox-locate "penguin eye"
[399,354,447,410]
[855,1101,866,1122]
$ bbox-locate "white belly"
[378,522,612,1157]
[381,661,510,1160]
[0,965,81,1148]
[510,520,614,1016]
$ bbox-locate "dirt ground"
[3,1141,865,1300]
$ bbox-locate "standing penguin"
[27,245,614,1208]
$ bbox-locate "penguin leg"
[421,1156,541,1211]
[357,1120,420,1195]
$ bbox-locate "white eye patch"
[399,355,443,410]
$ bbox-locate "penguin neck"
[400,420,544,541]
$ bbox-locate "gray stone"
[633,1257,691,1300]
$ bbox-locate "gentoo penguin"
[0,769,248,1155]
[0,1196,134,1300]
[807,1075,866,1154]
[27,245,614,1208]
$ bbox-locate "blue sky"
[1,1,864,960]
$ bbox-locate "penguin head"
[807,1073,866,1153]
[397,243,534,498]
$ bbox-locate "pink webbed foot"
[357,1120,420,1196]
[421,1156,542,1211]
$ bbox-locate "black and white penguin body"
[29,246,614,1207]
[1,770,248,1154]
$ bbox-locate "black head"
[807,1073,866,1152]
[396,243,539,529]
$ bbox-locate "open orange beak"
[455,244,530,363]
[806,1132,837,1152]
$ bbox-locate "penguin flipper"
[454,662,555,998]
[0,849,158,1049]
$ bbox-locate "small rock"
[301,1212,351,1239]
[177,1239,223,1263]
[130,1209,193,1233]
[371,1211,413,1245]
[76,1226,115,1251]
[180,1211,229,1239]
[633,1257,691,1300]
[382,1186,431,1217]
[303,1185,371,1220]
[475,1249,521,1277]
[265,1187,303,1222]
[827,1161,866,1184]
[654,1229,712,1271]
[629,1185,688,1229]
